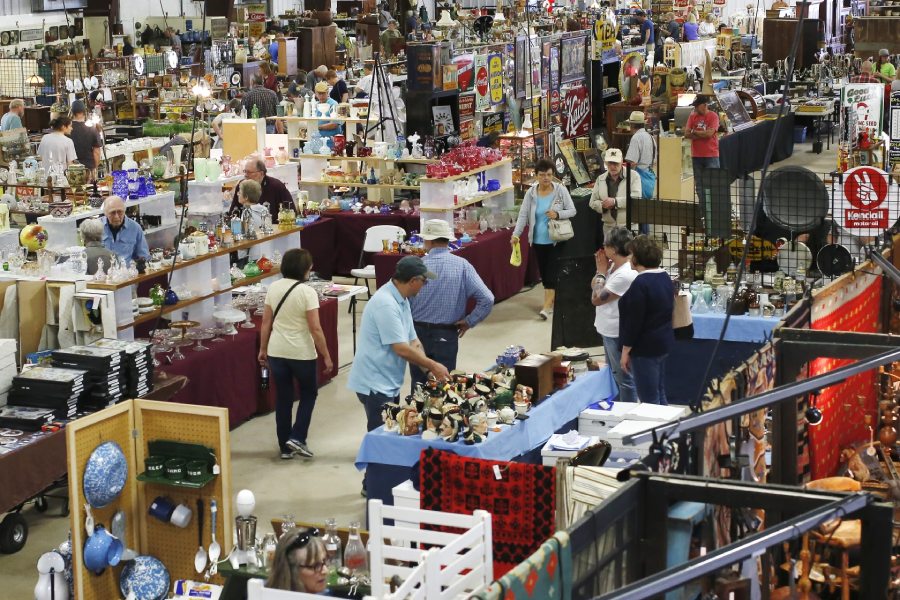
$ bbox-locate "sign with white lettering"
[474,54,489,111]
[841,83,884,139]
[561,85,591,138]
[839,166,897,233]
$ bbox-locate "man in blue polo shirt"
[101,196,149,264]
[348,255,451,433]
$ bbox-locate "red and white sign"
[459,93,475,120]
[561,86,591,138]
[474,54,489,111]
[550,89,561,114]
[840,166,896,232]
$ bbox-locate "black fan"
[817,243,854,277]
[473,15,493,40]
[762,166,829,233]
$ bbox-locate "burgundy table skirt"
[0,429,66,514]
[373,228,541,302]
[160,298,338,428]
[329,212,421,276]
[299,217,336,279]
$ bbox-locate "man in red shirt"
[684,94,720,214]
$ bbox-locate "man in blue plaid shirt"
[409,219,494,389]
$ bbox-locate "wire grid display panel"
[0,58,44,97]
[56,57,90,86]
[66,402,140,600]
[133,399,232,588]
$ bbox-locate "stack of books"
[0,405,56,430]
[51,346,124,411]
[89,339,154,398]
[0,339,17,407]
[7,366,87,420]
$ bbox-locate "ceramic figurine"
[840,447,870,482]
[399,407,421,436]
[498,406,516,425]
[439,415,460,442]
[382,402,400,432]
[421,408,443,440]
[469,413,488,437]
[464,430,483,445]
[515,384,534,404]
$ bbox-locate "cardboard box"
[541,435,600,466]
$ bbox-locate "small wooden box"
[515,353,559,403]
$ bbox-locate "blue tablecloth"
[354,368,617,470]
[691,312,780,343]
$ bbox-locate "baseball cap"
[314,81,329,93]
[421,219,456,241]
[604,148,623,163]
[691,94,711,107]
[880,48,890,57]
[395,255,437,280]
[71,100,86,115]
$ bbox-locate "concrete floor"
[0,137,837,597]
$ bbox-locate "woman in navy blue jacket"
[617,235,674,404]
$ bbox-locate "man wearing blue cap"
[348,255,451,434]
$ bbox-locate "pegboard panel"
[66,402,140,600]
[133,399,232,588]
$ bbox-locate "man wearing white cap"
[589,148,642,240]
[408,219,494,389]
[625,110,656,199]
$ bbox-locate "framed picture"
[581,148,603,179]
[432,106,454,136]
[48,26,58,42]
[515,36,527,98]
[558,138,591,185]
[560,34,587,84]
[858,151,869,166]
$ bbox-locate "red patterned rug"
[418,448,556,578]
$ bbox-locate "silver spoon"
[194,499,207,573]
[208,499,221,574]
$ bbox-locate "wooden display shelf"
[419,158,512,183]
[122,266,282,330]
[419,186,514,211]
[297,154,438,164]
[88,228,300,292]
[300,179,421,190]
[267,116,370,123]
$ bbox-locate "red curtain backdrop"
[808,273,882,479]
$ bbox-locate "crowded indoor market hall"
[0,0,898,597]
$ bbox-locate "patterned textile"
[419,448,557,579]
[473,531,573,600]
[809,271,882,479]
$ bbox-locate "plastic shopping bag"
[510,239,522,267]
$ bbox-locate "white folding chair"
[247,579,323,599]
[350,224,406,302]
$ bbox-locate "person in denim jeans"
[592,227,638,403]
[258,249,333,459]
[348,256,451,432]
[617,235,675,404]
[684,94,720,219]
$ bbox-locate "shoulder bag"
[548,195,575,242]
[273,281,303,320]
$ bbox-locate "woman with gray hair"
[80,217,115,275]
[592,227,638,403]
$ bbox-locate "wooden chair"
[803,477,862,600]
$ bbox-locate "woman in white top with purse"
[258,249,333,460]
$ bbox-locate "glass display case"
[497,129,549,198]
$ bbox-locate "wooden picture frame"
[560,34,587,84]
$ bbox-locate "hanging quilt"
[419,448,557,578]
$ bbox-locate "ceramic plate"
[0,32,9,46]
[82,441,127,508]
[230,72,241,86]
[119,555,169,600]
[73,79,83,92]
[90,76,99,89]
[65,79,74,92]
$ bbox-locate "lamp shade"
[27,73,44,86]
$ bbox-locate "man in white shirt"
[592,227,638,403]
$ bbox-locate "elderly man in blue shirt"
[102,196,149,264]
[408,219,494,389]
[348,256,451,434]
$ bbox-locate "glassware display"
[343,521,368,576]
[323,518,343,576]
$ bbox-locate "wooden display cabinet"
[658,134,694,202]
[276,37,299,77]
[497,129,549,198]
